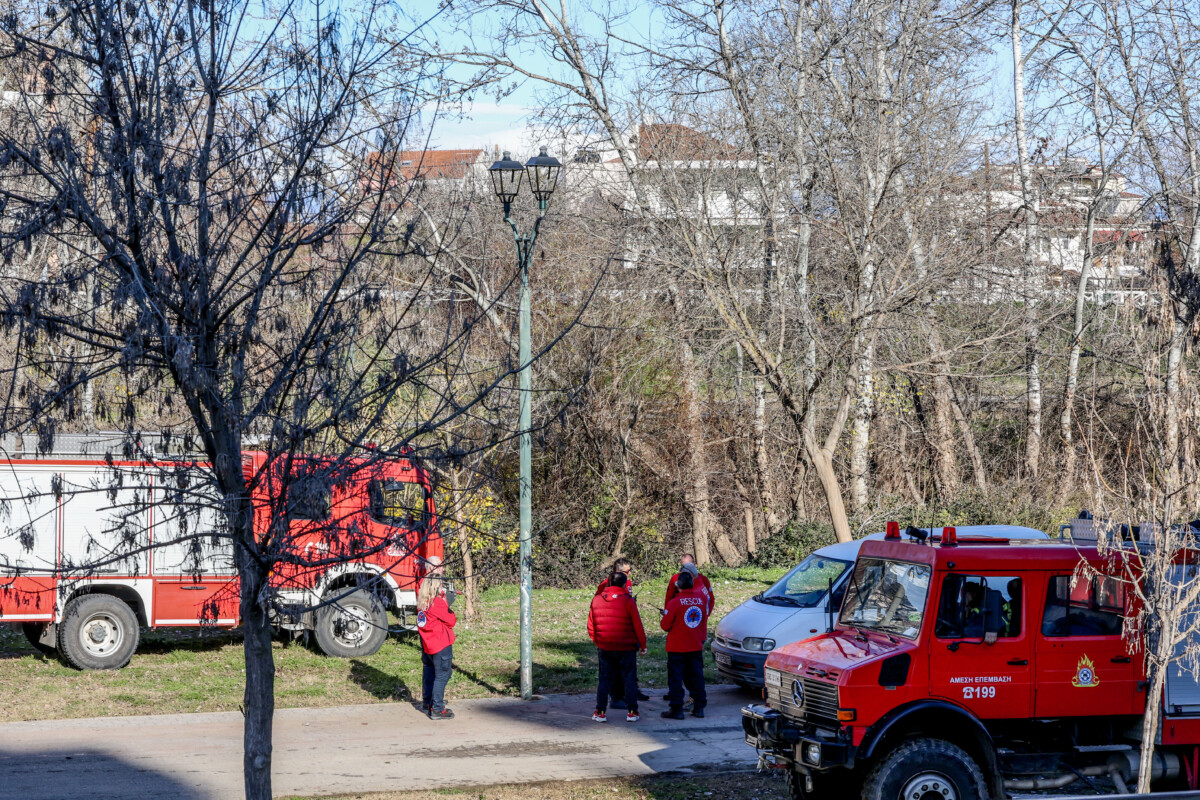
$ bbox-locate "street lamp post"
[488,147,563,701]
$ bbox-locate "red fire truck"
[742,522,1200,800]
[0,441,440,669]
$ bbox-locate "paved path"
[0,687,757,799]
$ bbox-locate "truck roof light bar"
[885,521,900,539]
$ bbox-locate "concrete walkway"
[0,687,758,799]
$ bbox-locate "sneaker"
[627,711,640,722]
[691,708,705,718]
[661,709,686,720]
[683,699,695,712]
[610,699,628,710]
[592,710,607,723]
[429,707,454,720]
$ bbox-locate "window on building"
[935,574,1023,639]
[1041,574,1126,637]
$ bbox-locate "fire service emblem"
[1072,654,1099,688]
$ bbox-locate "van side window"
[368,479,426,528]
[1041,575,1125,637]
[935,574,1022,638]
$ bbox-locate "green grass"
[0,566,779,721]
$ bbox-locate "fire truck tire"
[313,589,388,658]
[57,595,140,670]
[21,622,56,656]
[862,738,988,800]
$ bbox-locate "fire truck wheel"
[862,738,988,800]
[313,589,388,658]
[22,622,56,656]
[57,595,140,670]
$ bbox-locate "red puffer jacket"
[660,587,709,652]
[588,586,647,651]
[417,595,456,654]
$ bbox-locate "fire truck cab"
[743,523,1200,800]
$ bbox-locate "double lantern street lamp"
[488,146,563,701]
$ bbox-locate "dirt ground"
[284,770,790,800]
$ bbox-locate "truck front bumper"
[741,704,852,771]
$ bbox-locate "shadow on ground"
[0,747,207,800]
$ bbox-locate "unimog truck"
[742,521,1200,800]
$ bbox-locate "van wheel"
[22,622,56,656]
[313,589,388,658]
[58,595,139,670]
[863,738,988,800]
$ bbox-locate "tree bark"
[680,338,712,565]
[238,539,274,800]
[1012,0,1042,482]
[754,376,783,534]
[1058,211,1096,504]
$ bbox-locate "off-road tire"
[57,594,139,670]
[862,738,988,800]
[313,589,388,658]
[21,622,56,656]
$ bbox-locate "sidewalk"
[0,686,757,799]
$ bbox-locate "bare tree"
[0,1,564,797]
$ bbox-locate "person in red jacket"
[660,570,708,719]
[417,557,457,720]
[665,556,714,615]
[587,571,647,723]
[595,557,633,596]
[593,558,648,707]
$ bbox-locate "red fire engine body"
[0,449,440,669]
[743,524,1200,800]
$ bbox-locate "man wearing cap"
[665,555,714,615]
[660,570,708,720]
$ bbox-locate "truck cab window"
[935,575,1022,639]
[1041,574,1125,637]
[368,479,426,528]
[288,474,331,521]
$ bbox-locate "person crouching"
[587,571,647,722]
[417,559,456,720]
[660,570,708,719]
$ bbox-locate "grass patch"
[282,769,788,800]
[0,567,778,721]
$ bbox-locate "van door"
[928,572,1034,719]
[1034,573,1137,717]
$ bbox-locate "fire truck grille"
[768,676,839,728]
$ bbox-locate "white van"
[710,525,1050,688]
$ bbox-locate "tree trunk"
[1164,315,1182,520]
[1058,212,1096,505]
[810,448,852,543]
[754,376,783,534]
[448,466,478,620]
[681,338,712,565]
[1012,0,1042,482]
[851,340,874,513]
[239,550,275,800]
[734,475,758,555]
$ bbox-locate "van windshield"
[759,555,851,608]
[838,557,932,639]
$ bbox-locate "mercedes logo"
[791,679,804,707]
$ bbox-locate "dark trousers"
[666,650,706,713]
[422,645,453,713]
[610,655,640,702]
[597,648,638,714]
